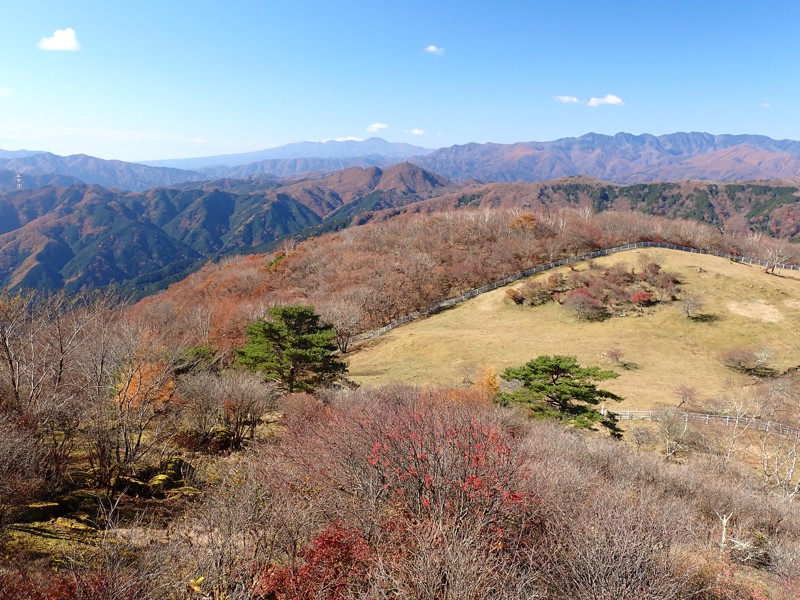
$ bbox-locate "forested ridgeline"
[134,207,800,354]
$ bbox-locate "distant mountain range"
[199,156,397,179]
[0,153,205,192]
[0,163,453,295]
[411,132,800,183]
[142,137,434,169]
[6,133,800,193]
[4,156,800,299]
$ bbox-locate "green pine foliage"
[499,355,622,434]
[236,305,347,392]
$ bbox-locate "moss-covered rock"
[111,476,152,498]
[133,463,159,482]
[52,516,95,533]
[148,474,174,490]
[69,470,95,485]
[17,502,64,523]
[209,426,233,452]
[166,486,202,500]
[57,490,103,513]
[161,457,193,481]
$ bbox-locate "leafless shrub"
[536,489,696,599]
[176,371,278,450]
[630,424,655,451]
[655,409,691,461]
[719,347,776,377]
[0,413,46,530]
[681,292,704,318]
[317,296,366,353]
[674,383,698,408]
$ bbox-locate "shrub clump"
[510,256,680,320]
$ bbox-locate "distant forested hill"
[410,132,800,183]
[0,163,453,295]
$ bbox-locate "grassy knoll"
[347,249,800,410]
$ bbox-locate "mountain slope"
[0,169,83,193]
[144,137,433,169]
[200,156,395,179]
[0,163,453,295]
[410,132,800,183]
[359,178,800,241]
[1,153,204,191]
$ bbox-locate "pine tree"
[236,305,347,392]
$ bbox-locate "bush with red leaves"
[257,522,371,600]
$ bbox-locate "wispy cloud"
[587,94,624,107]
[411,128,425,135]
[554,95,579,104]
[424,44,444,56]
[0,87,12,98]
[38,28,81,51]
[366,122,388,133]
[313,136,365,143]
[761,102,771,109]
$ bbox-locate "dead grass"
[347,249,800,411]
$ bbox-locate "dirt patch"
[727,300,783,322]
[785,299,800,310]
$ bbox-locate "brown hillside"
[272,163,452,216]
[133,208,799,355]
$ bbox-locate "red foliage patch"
[257,522,371,600]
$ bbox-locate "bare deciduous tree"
[177,371,278,450]
[655,409,690,461]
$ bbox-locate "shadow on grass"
[689,313,721,323]
[10,523,95,543]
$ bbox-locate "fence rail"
[354,241,799,344]
[615,409,800,438]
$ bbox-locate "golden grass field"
[347,249,800,411]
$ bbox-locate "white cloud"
[38,28,81,51]
[424,44,444,56]
[761,102,771,109]
[587,94,624,107]
[366,122,388,133]
[313,136,365,142]
[554,95,579,104]
[0,87,12,98]
[411,129,425,135]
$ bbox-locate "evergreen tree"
[236,305,347,392]
[500,355,622,433]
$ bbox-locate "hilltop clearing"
[347,248,800,409]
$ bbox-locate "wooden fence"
[354,241,799,344]
[614,409,800,438]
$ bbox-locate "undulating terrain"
[2,135,800,598]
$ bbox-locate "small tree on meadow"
[681,293,704,319]
[500,355,622,432]
[237,305,347,392]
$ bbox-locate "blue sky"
[1,1,798,161]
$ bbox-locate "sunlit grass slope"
[347,249,800,410]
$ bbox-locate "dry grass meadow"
[347,249,800,410]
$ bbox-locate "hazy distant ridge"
[6,133,800,192]
[143,137,433,169]
[410,132,800,183]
